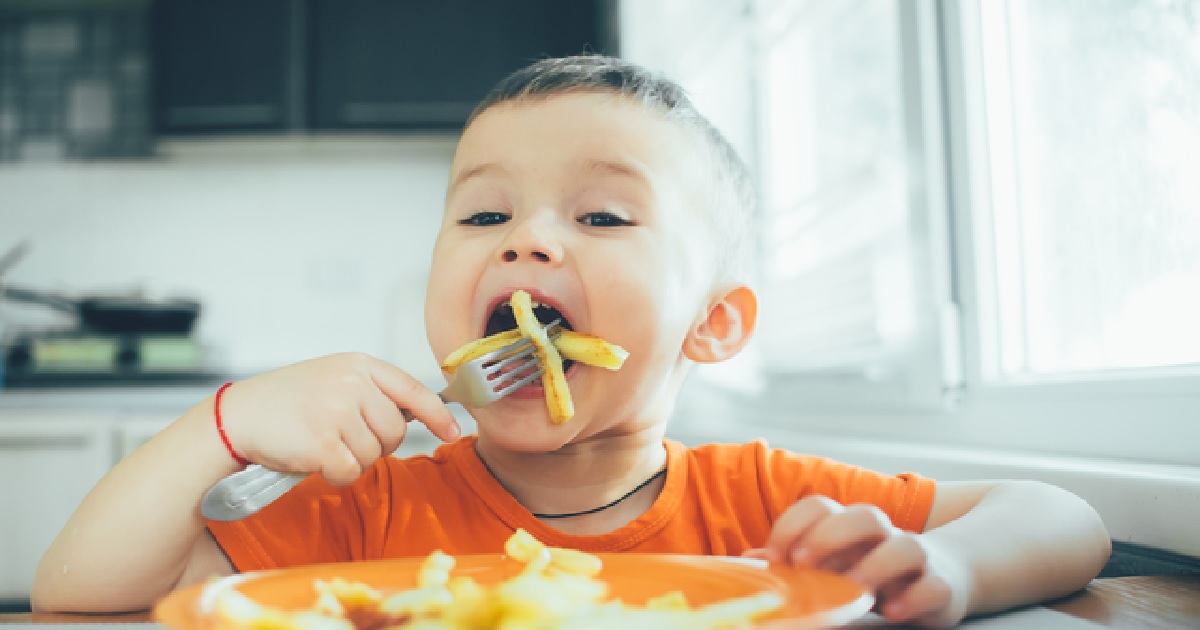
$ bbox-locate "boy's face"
[425,92,718,451]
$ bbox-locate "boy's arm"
[31,398,242,613]
[756,479,1111,627]
[32,353,460,614]
[915,480,1111,621]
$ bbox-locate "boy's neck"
[474,428,669,533]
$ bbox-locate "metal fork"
[201,321,561,521]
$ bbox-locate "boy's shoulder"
[675,439,866,480]
[676,438,803,460]
[672,438,793,475]
[678,438,770,461]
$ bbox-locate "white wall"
[0,135,458,383]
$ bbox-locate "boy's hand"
[744,496,971,628]
[218,353,461,486]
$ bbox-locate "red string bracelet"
[214,382,250,467]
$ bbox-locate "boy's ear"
[683,285,758,363]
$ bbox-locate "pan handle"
[0,239,31,278]
[1,285,80,314]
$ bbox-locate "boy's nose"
[501,248,556,263]
[499,216,564,266]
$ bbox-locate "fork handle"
[200,465,307,521]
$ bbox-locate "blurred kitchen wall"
[1,136,456,382]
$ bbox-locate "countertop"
[0,385,219,413]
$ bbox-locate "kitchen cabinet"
[0,416,115,601]
[151,0,297,134]
[310,0,613,130]
[152,0,616,134]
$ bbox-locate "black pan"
[2,285,200,334]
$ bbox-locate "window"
[759,1,910,373]
[975,0,1200,379]
[754,0,957,409]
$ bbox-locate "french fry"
[554,331,628,370]
[443,328,628,375]
[440,292,629,423]
[645,590,690,611]
[548,547,604,577]
[503,528,546,562]
[511,290,573,423]
[440,329,522,375]
[215,586,353,630]
[312,578,379,617]
[417,550,455,588]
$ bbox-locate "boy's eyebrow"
[449,162,507,191]
[449,159,652,192]
[585,159,652,190]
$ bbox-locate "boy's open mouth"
[486,298,576,373]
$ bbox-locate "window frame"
[753,0,1200,467]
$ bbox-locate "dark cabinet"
[311,0,611,130]
[152,0,615,135]
[152,0,297,134]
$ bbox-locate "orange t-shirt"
[207,436,936,572]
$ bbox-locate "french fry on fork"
[440,290,629,423]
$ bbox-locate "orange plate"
[156,554,872,629]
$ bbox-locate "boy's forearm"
[922,480,1111,617]
[32,395,243,612]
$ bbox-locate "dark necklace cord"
[532,467,667,520]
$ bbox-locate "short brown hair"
[468,56,757,283]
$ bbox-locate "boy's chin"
[472,411,581,453]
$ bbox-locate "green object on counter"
[138,336,203,372]
[31,337,118,372]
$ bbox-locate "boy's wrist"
[917,532,978,623]
[214,382,250,467]
[175,393,252,480]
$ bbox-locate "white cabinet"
[0,415,116,600]
[0,388,205,605]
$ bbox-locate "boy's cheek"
[423,293,464,360]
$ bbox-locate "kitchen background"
[3,0,1200,612]
[3,137,457,383]
[1,0,616,385]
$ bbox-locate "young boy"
[32,56,1110,627]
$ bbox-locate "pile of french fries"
[211,529,782,629]
[441,290,629,423]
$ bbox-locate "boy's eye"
[459,211,510,226]
[578,211,633,227]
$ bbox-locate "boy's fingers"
[320,441,364,487]
[878,570,954,625]
[847,534,927,591]
[800,504,894,571]
[740,548,779,563]
[360,390,409,455]
[366,359,461,442]
[340,414,384,471]
[765,495,844,561]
